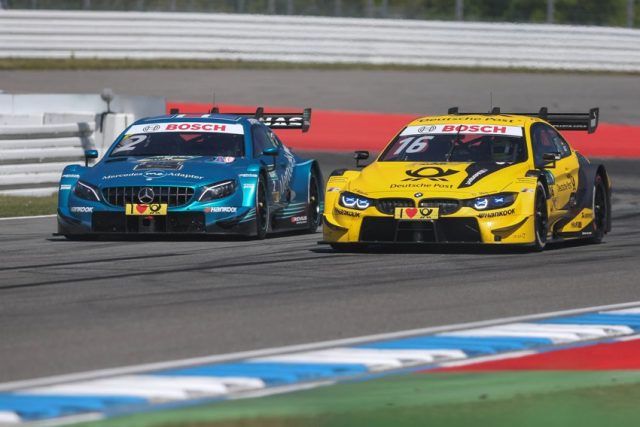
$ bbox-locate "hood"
[82,156,249,188]
[348,161,530,197]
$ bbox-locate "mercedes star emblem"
[138,187,155,204]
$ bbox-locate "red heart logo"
[136,204,148,213]
[406,208,417,218]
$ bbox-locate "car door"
[531,123,579,220]
[252,125,290,207]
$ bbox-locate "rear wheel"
[306,172,321,233]
[589,175,607,244]
[533,181,549,251]
[255,175,269,240]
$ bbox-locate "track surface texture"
[1,153,639,383]
[1,69,640,124]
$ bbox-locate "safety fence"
[0,10,639,71]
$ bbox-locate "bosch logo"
[138,187,155,204]
[403,166,459,182]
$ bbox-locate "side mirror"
[262,147,279,156]
[84,149,98,167]
[354,150,370,168]
[262,146,279,171]
[541,152,560,169]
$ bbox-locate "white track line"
[0,214,56,221]
[2,299,640,392]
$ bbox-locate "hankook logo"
[138,187,155,204]
[403,166,459,182]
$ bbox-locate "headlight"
[339,191,371,210]
[466,193,517,210]
[198,180,237,202]
[73,181,100,202]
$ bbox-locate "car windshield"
[110,132,245,157]
[380,124,527,163]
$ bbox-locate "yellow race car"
[322,107,611,251]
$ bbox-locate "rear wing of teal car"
[169,106,312,132]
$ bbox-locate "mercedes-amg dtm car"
[322,107,611,251]
[57,107,323,239]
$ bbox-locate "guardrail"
[0,10,639,71]
[0,94,165,196]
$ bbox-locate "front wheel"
[306,172,321,233]
[255,175,269,240]
[533,181,549,251]
[589,175,607,244]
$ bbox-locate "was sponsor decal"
[403,166,459,182]
[334,207,360,218]
[127,122,244,135]
[70,206,93,213]
[390,182,454,189]
[401,124,523,137]
[101,171,204,181]
[206,207,238,213]
[59,184,71,190]
[478,208,516,218]
[211,156,236,164]
[290,215,308,224]
[238,173,258,178]
[61,174,80,179]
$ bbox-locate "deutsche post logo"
[403,166,459,182]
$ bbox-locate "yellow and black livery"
[322,107,611,251]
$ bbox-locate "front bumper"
[323,204,534,245]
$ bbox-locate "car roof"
[409,114,543,128]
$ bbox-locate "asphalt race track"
[1,153,639,383]
[1,69,639,384]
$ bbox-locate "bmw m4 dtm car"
[57,107,323,239]
[323,107,611,251]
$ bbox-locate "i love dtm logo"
[403,166,459,182]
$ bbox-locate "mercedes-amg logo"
[138,187,155,204]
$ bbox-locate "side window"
[545,126,572,158]
[531,123,562,167]
[252,126,274,157]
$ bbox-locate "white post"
[547,0,555,24]
[455,0,464,21]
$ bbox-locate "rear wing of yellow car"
[169,106,312,132]
[447,107,599,134]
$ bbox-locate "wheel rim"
[535,191,548,244]
[257,180,268,232]
[309,176,319,225]
[593,181,606,232]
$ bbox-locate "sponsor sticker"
[242,184,255,190]
[327,187,341,193]
[403,166,459,182]
[334,207,360,218]
[212,156,236,164]
[59,184,72,190]
[62,174,80,179]
[238,173,258,178]
[401,124,523,137]
[291,215,308,224]
[394,207,439,220]
[125,203,168,216]
[126,122,244,135]
[206,206,238,213]
[101,172,204,181]
[478,208,515,218]
[70,206,93,213]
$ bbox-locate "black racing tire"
[532,181,549,251]
[255,174,269,240]
[63,235,95,241]
[306,171,321,233]
[589,175,607,244]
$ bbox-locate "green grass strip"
[0,194,57,218]
[1,58,638,75]
[78,370,640,427]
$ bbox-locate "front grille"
[359,217,481,243]
[102,186,195,207]
[375,198,414,215]
[419,198,461,215]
